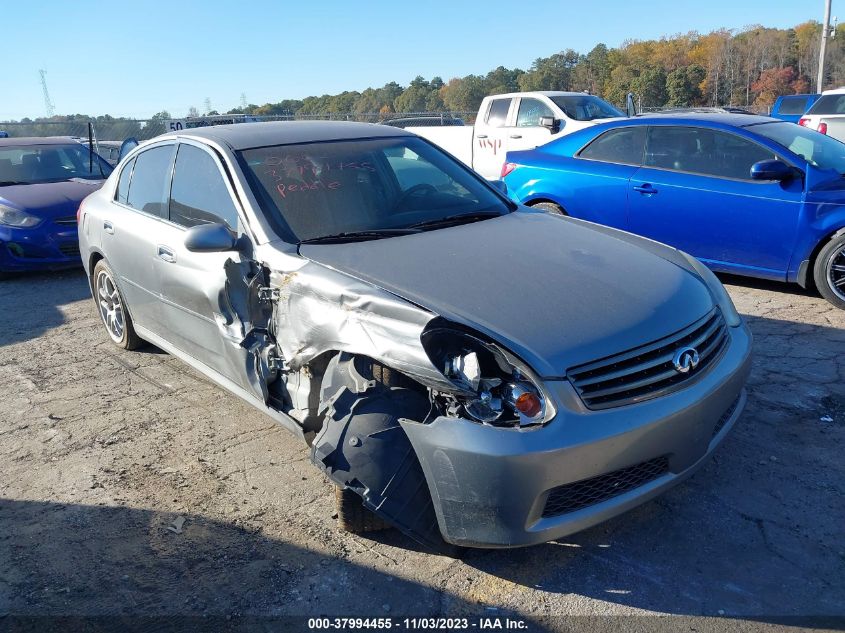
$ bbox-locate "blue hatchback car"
[503,113,845,309]
[0,137,112,275]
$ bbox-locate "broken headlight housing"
[421,327,555,428]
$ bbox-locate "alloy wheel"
[96,270,125,343]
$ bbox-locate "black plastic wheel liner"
[311,353,449,552]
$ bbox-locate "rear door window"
[578,127,646,165]
[115,157,135,204]
[125,145,175,218]
[169,144,240,229]
[485,99,512,127]
[645,126,775,180]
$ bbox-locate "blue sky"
[0,0,822,120]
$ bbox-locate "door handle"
[633,184,658,195]
[509,134,522,139]
[103,221,114,234]
[476,134,488,139]
[157,246,176,263]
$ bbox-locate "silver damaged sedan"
[79,122,752,550]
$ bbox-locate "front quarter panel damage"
[268,261,453,391]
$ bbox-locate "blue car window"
[777,97,809,115]
[753,121,845,173]
[645,126,775,181]
[516,99,554,127]
[578,127,646,165]
[125,145,175,219]
[169,144,240,230]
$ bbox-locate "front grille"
[542,456,669,518]
[712,395,741,439]
[57,242,80,258]
[568,308,728,410]
[54,216,77,225]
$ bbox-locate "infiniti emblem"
[672,347,700,374]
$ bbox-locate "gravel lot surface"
[0,269,843,631]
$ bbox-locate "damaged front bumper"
[400,323,752,548]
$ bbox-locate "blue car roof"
[630,112,775,127]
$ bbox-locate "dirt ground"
[0,269,843,631]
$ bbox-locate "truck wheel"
[530,201,566,216]
[813,233,845,309]
[92,259,143,350]
[334,485,392,533]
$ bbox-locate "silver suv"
[79,121,752,550]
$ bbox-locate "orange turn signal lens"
[514,391,542,418]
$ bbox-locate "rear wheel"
[813,234,845,309]
[93,260,143,349]
[530,201,566,216]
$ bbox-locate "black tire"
[92,259,143,350]
[813,233,845,309]
[530,201,566,216]
[334,485,392,533]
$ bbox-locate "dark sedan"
[0,137,112,274]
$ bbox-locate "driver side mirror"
[750,159,794,182]
[184,222,238,253]
[539,116,561,133]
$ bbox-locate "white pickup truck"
[409,91,626,179]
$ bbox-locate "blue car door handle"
[633,184,658,195]
[103,221,114,234]
[157,246,176,264]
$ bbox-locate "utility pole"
[39,69,55,117]
[818,0,833,92]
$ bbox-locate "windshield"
[550,95,624,121]
[0,143,113,185]
[752,121,845,174]
[239,136,512,242]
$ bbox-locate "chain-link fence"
[0,112,477,142]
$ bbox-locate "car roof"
[822,87,845,95]
[490,91,596,99]
[630,112,776,127]
[0,136,80,146]
[172,121,413,150]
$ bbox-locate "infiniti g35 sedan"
[502,112,845,309]
[79,121,752,550]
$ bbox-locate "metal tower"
[39,69,55,117]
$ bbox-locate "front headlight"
[421,327,556,427]
[681,251,741,327]
[0,204,41,228]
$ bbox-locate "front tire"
[92,260,142,349]
[334,485,392,533]
[813,234,845,309]
[530,201,566,216]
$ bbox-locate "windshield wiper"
[298,228,421,245]
[0,181,26,186]
[408,211,503,230]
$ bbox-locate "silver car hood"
[299,211,714,377]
